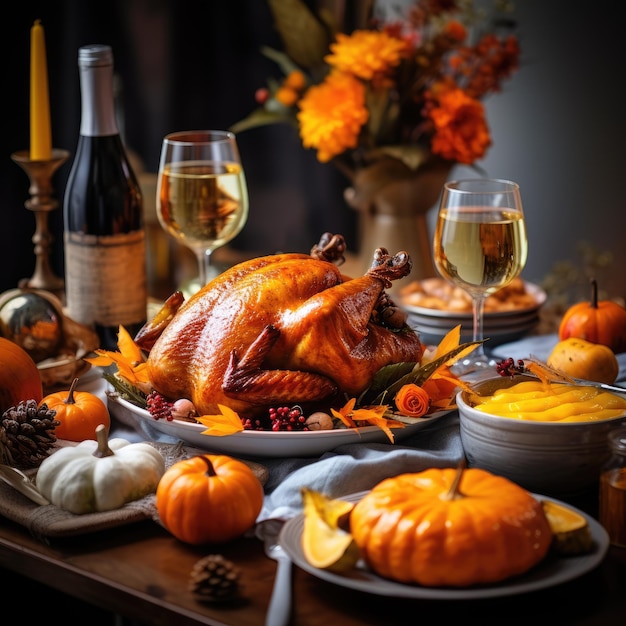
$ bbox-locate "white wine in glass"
[156,130,249,294]
[433,179,528,373]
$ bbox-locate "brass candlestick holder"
[11,148,69,299]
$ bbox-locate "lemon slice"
[301,487,360,571]
[542,500,593,555]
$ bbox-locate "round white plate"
[107,394,451,458]
[279,491,609,600]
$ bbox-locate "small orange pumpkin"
[559,279,626,353]
[40,377,110,441]
[350,466,552,587]
[156,454,264,545]
[0,337,43,414]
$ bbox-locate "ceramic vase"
[344,157,452,295]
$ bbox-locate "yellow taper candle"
[30,19,52,160]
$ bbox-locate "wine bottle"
[63,44,147,350]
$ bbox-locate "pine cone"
[189,554,241,603]
[0,400,60,468]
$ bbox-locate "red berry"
[255,87,269,104]
[146,391,174,421]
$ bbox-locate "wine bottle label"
[64,231,147,328]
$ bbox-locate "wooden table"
[1,488,625,626]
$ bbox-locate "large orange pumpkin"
[350,467,552,587]
[156,454,264,545]
[40,377,110,442]
[558,279,626,353]
[0,337,43,414]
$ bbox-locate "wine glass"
[156,130,249,294]
[433,179,528,374]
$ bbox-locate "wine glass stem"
[198,249,212,287]
[471,295,487,359]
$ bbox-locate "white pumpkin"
[36,424,165,514]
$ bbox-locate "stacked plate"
[401,282,547,347]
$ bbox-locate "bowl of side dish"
[457,375,626,497]
[399,278,546,346]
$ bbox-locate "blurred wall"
[452,0,626,304]
[2,0,624,302]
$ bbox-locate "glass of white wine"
[156,130,249,294]
[433,179,528,374]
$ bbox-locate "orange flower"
[297,71,368,162]
[427,85,491,163]
[325,30,409,80]
[394,383,431,417]
[233,2,519,171]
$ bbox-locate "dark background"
[2,0,358,296]
[2,0,626,301]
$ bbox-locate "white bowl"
[457,376,626,497]
[412,315,540,347]
[402,281,546,347]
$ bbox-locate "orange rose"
[394,384,430,417]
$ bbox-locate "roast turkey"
[136,234,424,418]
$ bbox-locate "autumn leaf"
[330,401,399,442]
[421,365,475,410]
[351,404,402,443]
[349,404,390,424]
[266,0,336,71]
[363,415,405,443]
[85,325,150,389]
[196,404,245,436]
[331,397,358,428]
[421,324,462,364]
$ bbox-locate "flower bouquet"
[233,0,519,174]
[232,0,521,279]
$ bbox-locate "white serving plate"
[279,490,609,600]
[107,393,451,459]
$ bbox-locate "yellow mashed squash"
[471,380,626,422]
